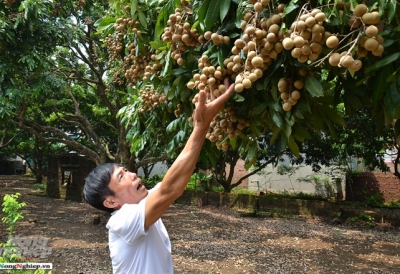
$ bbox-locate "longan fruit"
[288,97,297,105]
[294,20,306,31]
[254,2,263,13]
[251,56,264,67]
[329,53,341,66]
[281,92,289,100]
[362,12,379,25]
[364,38,379,51]
[348,16,362,29]
[291,48,302,58]
[293,80,304,89]
[278,78,288,92]
[365,25,378,38]
[372,44,384,56]
[235,39,245,49]
[340,55,354,68]
[242,78,252,89]
[270,14,282,25]
[297,54,308,63]
[350,59,362,71]
[247,50,257,60]
[310,9,321,17]
[283,102,292,111]
[248,72,258,82]
[305,16,316,28]
[301,44,311,55]
[314,12,326,23]
[291,90,301,100]
[353,4,368,17]
[357,47,368,58]
[269,24,280,35]
[235,83,244,92]
[187,82,196,89]
[293,36,305,48]
[326,36,339,48]
[245,26,256,35]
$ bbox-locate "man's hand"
[193,78,235,131]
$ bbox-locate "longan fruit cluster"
[138,87,167,113]
[114,16,141,35]
[278,77,304,112]
[207,106,251,151]
[142,51,165,81]
[75,0,86,11]
[161,8,201,66]
[122,42,154,83]
[328,50,363,72]
[350,4,384,57]
[174,103,183,118]
[105,33,124,63]
[348,4,381,29]
[329,4,384,72]
[203,31,231,46]
[188,55,229,101]
[249,0,271,12]
[3,0,16,6]
[229,11,285,93]
[282,8,327,63]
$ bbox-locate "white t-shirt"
[106,184,173,273]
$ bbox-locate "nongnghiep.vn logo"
[0,263,52,269]
[0,235,52,259]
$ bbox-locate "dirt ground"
[0,178,399,274]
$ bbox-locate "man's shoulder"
[107,203,143,228]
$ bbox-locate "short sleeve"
[106,202,147,244]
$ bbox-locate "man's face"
[103,166,148,210]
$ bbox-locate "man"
[83,79,234,273]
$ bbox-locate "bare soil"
[1,178,400,274]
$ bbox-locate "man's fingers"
[197,90,207,108]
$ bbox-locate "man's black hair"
[83,163,120,213]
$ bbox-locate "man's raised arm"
[144,79,234,229]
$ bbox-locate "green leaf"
[161,48,172,77]
[372,65,394,108]
[281,119,292,138]
[94,17,116,31]
[219,0,231,22]
[198,0,211,25]
[283,1,299,16]
[270,127,280,145]
[94,16,115,27]
[138,9,148,29]
[166,118,180,132]
[272,112,284,128]
[305,75,324,97]
[384,76,400,119]
[326,120,338,139]
[288,137,300,157]
[323,107,345,126]
[387,0,396,22]
[394,119,400,137]
[251,102,267,115]
[131,1,138,16]
[155,5,169,40]
[292,125,312,141]
[205,0,220,30]
[365,52,400,73]
[244,141,257,165]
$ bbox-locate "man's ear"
[103,197,119,209]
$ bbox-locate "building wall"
[348,161,400,203]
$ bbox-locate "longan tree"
[97,0,400,190]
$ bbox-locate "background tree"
[2,0,400,191]
[95,0,400,190]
